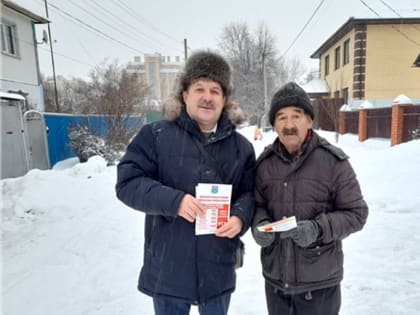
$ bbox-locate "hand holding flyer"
[195,183,232,235]
[257,216,297,232]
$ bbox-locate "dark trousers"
[153,292,231,315]
[265,282,341,315]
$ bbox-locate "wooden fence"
[312,98,343,131]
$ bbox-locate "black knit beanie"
[269,82,314,125]
[178,50,232,99]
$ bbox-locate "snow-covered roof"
[392,94,413,105]
[299,78,329,94]
[0,91,26,101]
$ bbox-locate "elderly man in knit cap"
[116,50,255,315]
[251,82,368,315]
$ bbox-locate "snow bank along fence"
[1,92,50,179]
[44,110,162,167]
[339,100,420,146]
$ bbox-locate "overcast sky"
[12,0,420,79]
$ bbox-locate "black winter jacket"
[252,131,368,294]
[116,108,255,303]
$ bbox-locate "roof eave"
[2,0,49,24]
[310,17,420,59]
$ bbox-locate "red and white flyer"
[257,216,297,232]
[195,183,232,235]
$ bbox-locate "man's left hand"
[280,220,320,247]
[215,216,243,238]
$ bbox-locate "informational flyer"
[195,183,232,235]
[257,216,297,232]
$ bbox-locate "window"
[324,55,330,76]
[334,46,341,70]
[343,39,350,65]
[342,87,349,104]
[1,21,18,56]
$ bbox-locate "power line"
[359,0,420,46]
[45,1,147,54]
[359,0,382,16]
[379,0,420,32]
[112,0,190,53]
[68,0,178,53]
[380,0,401,16]
[112,0,182,46]
[281,0,326,58]
[39,46,96,68]
[18,37,96,68]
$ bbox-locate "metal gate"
[24,110,50,171]
[0,93,30,179]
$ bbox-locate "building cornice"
[310,17,420,59]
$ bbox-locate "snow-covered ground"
[2,127,420,315]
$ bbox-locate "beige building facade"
[127,54,182,108]
[311,18,420,108]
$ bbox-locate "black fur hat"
[269,82,314,125]
[178,50,232,99]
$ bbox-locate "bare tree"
[88,60,149,147]
[42,59,149,150]
[218,23,256,115]
[41,74,56,112]
[218,22,305,122]
[42,75,90,113]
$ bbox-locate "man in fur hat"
[116,50,255,315]
[251,82,368,315]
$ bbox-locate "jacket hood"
[162,96,247,126]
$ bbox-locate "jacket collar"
[176,108,234,143]
[257,130,318,166]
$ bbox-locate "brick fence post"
[358,108,368,141]
[391,104,404,146]
[339,111,345,134]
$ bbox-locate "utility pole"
[44,0,59,112]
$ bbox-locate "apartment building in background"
[127,53,183,108]
[310,17,420,109]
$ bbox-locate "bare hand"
[215,216,243,238]
[177,194,206,222]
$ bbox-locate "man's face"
[183,78,226,132]
[273,106,313,155]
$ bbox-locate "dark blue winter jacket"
[116,108,255,303]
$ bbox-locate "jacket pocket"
[296,241,343,283]
[262,242,283,280]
